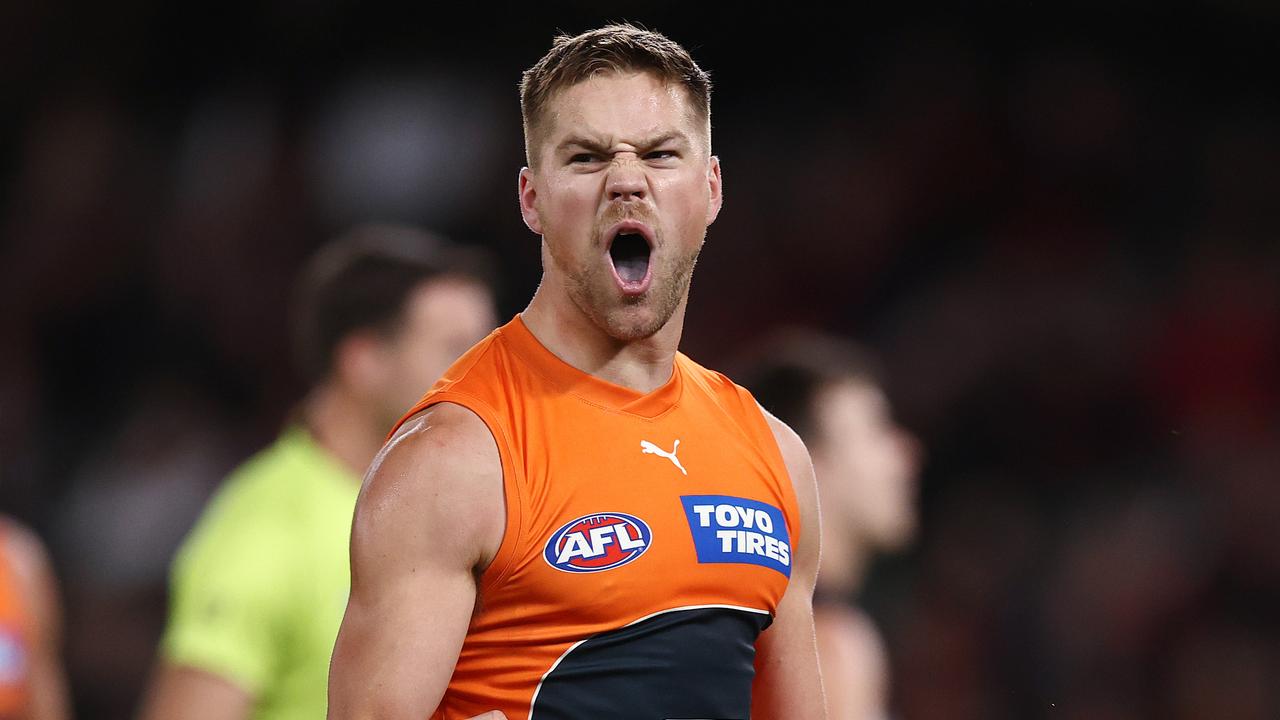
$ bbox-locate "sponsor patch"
[680,495,791,577]
[544,512,653,573]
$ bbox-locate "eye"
[644,150,678,161]
[569,153,600,164]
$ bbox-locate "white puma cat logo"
[640,439,687,476]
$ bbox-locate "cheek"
[544,176,599,219]
[661,175,711,228]
[656,171,705,203]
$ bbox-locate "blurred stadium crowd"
[2,2,1277,719]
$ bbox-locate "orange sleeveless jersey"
[393,315,801,720]
[0,530,32,716]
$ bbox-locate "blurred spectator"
[741,331,921,720]
[136,225,496,720]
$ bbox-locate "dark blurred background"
[2,2,1278,718]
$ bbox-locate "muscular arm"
[3,520,71,720]
[327,403,506,720]
[752,412,828,720]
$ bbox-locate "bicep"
[752,412,827,719]
[329,539,478,718]
[328,404,504,720]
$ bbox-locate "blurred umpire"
[139,225,497,720]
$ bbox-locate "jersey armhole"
[416,391,525,597]
[741,395,804,561]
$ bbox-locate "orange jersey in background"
[0,530,32,717]
[393,315,800,720]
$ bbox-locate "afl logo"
[544,512,653,573]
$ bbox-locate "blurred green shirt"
[162,426,359,720]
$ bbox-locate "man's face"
[812,380,921,550]
[519,71,723,341]
[376,276,496,426]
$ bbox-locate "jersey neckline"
[501,314,684,419]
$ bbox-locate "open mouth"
[605,222,654,294]
[610,231,651,284]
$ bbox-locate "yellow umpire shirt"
[161,426,359,720]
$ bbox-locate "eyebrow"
[556,131,690,155]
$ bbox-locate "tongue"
[615,256,648,283]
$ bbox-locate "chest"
[493,400,796,631]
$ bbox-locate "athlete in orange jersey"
[0,518,70,720]
[328,24,826,720]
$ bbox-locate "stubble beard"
[551,224,704,343]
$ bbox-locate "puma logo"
[640,439,687,476]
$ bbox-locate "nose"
[606,160,647,202]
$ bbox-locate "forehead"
[540,71,701,147]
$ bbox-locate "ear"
[518,167,543,235]
[705,155,723,225]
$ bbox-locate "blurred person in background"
[136,225,497,720]
[743,331,920,720]
[0,516,71,720]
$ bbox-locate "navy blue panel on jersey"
[529,606,772,720]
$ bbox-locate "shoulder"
[379,402,502,482]
[676,355,776,434]
[756,407,812,480]
[388,326,521,440]
[677,357,817,508]
[676,353,741,398]
[755,404,817,513]
[426,325,513,398]
[357,402,504,571]
[754,406,820,569]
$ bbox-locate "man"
[329,24,827,720]
[0,517,70,720]
[139,225,497,720]
[743,331,921,720]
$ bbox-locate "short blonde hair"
[519,23,712,165]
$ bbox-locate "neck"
[301,383,385,481]
[521,271,687,394]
